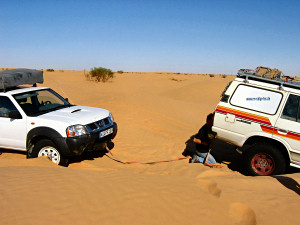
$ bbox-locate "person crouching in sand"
[190,113,221,168]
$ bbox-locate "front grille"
[97,117,110,128]
[86,117,112,132]
[88,123,98,130]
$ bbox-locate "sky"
[1,0,300,75]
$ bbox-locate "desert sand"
[1,70,300,225]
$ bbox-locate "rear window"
[230,84,282,115]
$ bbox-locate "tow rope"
[105,146,189,165]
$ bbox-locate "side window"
[281,94,300,122]
[230,84,283,115]
[0,96,18,118]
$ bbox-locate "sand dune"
[1,71,300,225]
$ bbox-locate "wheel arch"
[242,135,290,164]
[26,127,64,157]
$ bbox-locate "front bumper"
[60,122,117,156]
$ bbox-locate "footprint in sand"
[197,179,222,198]
[229,202,256,225]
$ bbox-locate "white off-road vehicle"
[0,69,117,166]
[213,67,300,175]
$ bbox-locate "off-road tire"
[243,143,286,176]
[32,139,69,167]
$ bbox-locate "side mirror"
[8,110,22,119]
[65,98,69,103]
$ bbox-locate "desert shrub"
[117,70,124,74]
[46,69,55,72]
[89,67,114,82]
[85,73,91,81]
[171,78,183,82]
[209,74,215,77]
[221,74,227,78]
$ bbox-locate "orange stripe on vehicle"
[261,125,300,141]
[273,129,300,141]
[216,106,300,142]
[217,105,270,123]
[216,105,272,126]
[261,125,273,134]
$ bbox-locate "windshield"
[13,89,71,116]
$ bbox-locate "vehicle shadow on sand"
[212,139,244,173]
[183,135,300,176]
[68,142,115,164]
[0,148,27,156]
[182,135,244,173]
[69,150,107,164]
[0,147,110,165]
[272,175,300,196]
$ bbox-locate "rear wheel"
[32,139,69,167]
[243,143,286,176]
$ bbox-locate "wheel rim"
[251,153,275,175]
[38,146,60,164]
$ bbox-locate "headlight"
[66,125,89,137]
[109,112,114,122]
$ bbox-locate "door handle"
[278,129,288,135]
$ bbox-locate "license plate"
[99,128,113,138]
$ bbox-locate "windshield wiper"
[27,104,73,116]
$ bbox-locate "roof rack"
[237,68,300,90]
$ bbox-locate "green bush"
[117,70,124,74]
[89,67,114,82]
[46,69,55,72]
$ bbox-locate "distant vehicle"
[0,69,117,166]
[213,67,300,175]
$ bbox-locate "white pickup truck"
[0,69,117,166]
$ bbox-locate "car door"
[274,93,300,165]
[0,96,27,150]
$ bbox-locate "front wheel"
[32,139,69,167]
[243,143,286,176]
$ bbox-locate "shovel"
[203,131,217,165]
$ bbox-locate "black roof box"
[0,69,43,89]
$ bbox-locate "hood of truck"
[34,105,110,126]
